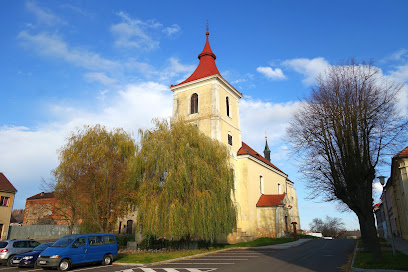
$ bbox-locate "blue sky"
[1,0,408,230]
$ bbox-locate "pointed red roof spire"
[171,31,221,87]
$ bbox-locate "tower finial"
[206,20,209,35]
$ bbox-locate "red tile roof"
[373,202,382,208]
[171,32,221,88]
[237,142,286,175]
[27,192,55,200]
[394,146,408,158]
[256,193,286,207]
[0,173,17,192]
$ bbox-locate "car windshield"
[0,242,8,248]
[33,243,52,251]
[51,237,76,248]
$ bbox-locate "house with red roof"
[170,31,300,242]
[23,192,73,226]
[380,146,408,240]
[0,173,17,239]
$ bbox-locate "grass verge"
[353,250,408,271]
[116,237,296,264]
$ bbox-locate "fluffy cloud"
[18,31,120,71]
[373,182,383,194]
[26,1,66,26]
[163,24,181,36]
[240,97,301,154]
[256,66,286,80]
[111,12,180,50]
[389,65,408,84]
[283,57,330,85]
[85,72,117,85]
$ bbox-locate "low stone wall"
[8,225,78,240]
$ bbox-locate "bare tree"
[287,60,407,261]
[309,216,345,237]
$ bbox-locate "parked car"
[11,242,54,268]
[37,233,117,271]
[0,239,41,266]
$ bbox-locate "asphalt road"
[0,239,355,272]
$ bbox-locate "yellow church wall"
[286,183,301,229]
[234,155,289,238]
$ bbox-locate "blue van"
[37,233,117,271]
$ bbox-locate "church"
[169,31,300,242]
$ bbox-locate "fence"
[8,225,78,240]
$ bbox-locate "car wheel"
[34,260,40,268]
[102,254,113,265]
[6,256,15,267]
[58,259,71,271]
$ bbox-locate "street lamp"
[377,176,396,256]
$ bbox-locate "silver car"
[0,239,40,266]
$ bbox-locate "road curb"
[114,239,311,267]
[350,242,406,272]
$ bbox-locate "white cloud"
[17,31,120,71]
[163,24,181,36]
[382,49,408,63]
[283,57,330,86]
[160,58,195,81]
[26,1,66,26]
[111,12,161,50]
[240,98,301,151]
[85,72,116,85]
[373,182,383,194]
[256,66,286,80]
[389,64,408,83]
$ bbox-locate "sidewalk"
[389,237,408,255]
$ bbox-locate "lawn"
[116,237,297,264]
[353,250,408,271]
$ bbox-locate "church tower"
[170,31,243,155]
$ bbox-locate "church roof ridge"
[238,142,286,176]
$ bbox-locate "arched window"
[228,132,233,146]
[226,97,230,117]
[278,183,281,194]
[190,93,198,114]
[260,175,264,194]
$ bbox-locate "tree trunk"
[357,210,383,262]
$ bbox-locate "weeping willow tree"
[132,119,236,242]
[54,125,136,233]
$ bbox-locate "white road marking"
[203,255,259,258]
[70,265,105,271]
[0,267,18,271]
[134,269,217,272]
[188,259,248,261]
[165,263,234,265]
